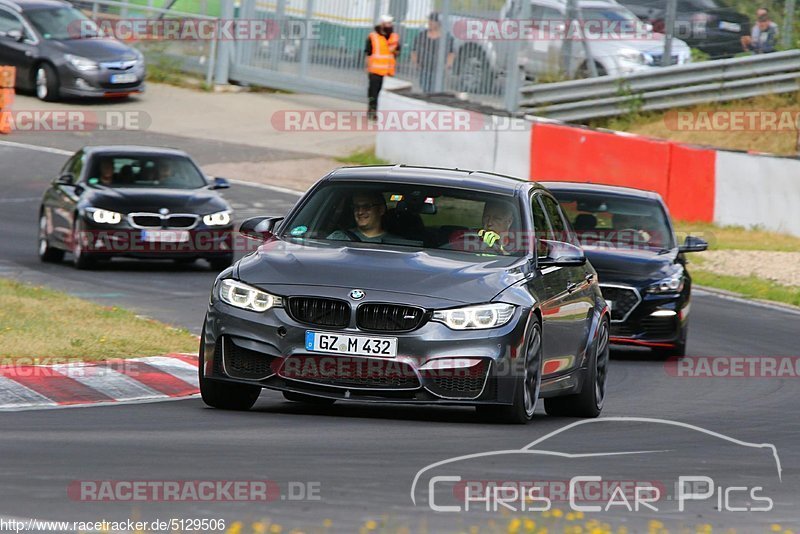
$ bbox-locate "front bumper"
[202,293,589,406]
[601,284,688,347]
[76,223,234,259]
[58,62,145,98]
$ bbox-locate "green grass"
[673,220,800,252]
[0,279,199,361]
[335,148,390,166]
[691,270,800,308]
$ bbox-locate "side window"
[69,153,85,179]
[57,154,78,182]
[531,193,552,257]
[541,194,578,245]
[0,9,22,34]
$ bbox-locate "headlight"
[203,210,231,226]
[648,267,685,294]
[65,54,99,72]
[86,208,122,224]
[218,279,282,312]
[618,49,646,65]
[432,303,516,330]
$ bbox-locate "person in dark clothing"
[365,15,401,119]
[741,7,778,54]
[412,12,454,94]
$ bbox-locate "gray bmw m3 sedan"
[199,165,610,423]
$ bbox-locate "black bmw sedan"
[200,166,610,424]
[38,146,235,270]
[0,0,145,100]
[544,182,708,358]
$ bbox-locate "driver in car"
[448,200,516,255]
[327,191,404,243]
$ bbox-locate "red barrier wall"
[530,122,715,222]
[666,144,716,222]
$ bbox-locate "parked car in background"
[452,0,692,92]
[38,146,234,270]
[0,0,144,100]
[619,0,749,58]
[543,182,707,357]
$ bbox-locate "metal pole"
[372,0,382,25]
[576,4,597,77]
[503,0,528,110]
[432,0,451,93]
[561,0,578,77]
[213,0,234,85]
[206,28,217,87]
[662,0,677,66]
[783,0,796,49]
[299,0,314,77]
[269,0,286,70]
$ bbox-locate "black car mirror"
[210,177,230,190]
[5,29,24,42]
[679,235,708,253]
[56,173,75,185]
[538,240,586,267]
[240,216,283,240]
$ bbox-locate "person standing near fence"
[365,15,401,120]
[412,13,454,94]
[741,7,778,54]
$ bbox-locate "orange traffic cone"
[0,111,10,134]
[0,66,15,89]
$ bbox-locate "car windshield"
[87,155,208,189]
[26,6,101,40]
[281,181,527,257]
[581,6,647,27]
[551,190,675,251]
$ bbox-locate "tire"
[283,391,336,406]
[199,329,262,410]
[208,255,234,272]
[38,214,64,263]
[35,63,59,102]
[476,321,542,424]
[455,48,493,94]
[71,221,97,270]
[577,61,607,79]
[545,316,609,418]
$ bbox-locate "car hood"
[590,34,691,55]
[584,246,678,285]
[236,239,527,305]
[82,187,228,214]
[50,38,138,62]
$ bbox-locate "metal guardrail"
[519,51,800,121]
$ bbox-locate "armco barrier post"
[0,66,15,134]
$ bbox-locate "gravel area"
[696,250,800,287]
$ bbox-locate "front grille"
[222,337,276,380]
[131,215,161,228]
[288,297,350,328]
[651,54,679,65]
[279,355,420,390]
[610,323,636,337]
[641,316,677,339]
[357,304,426,332]
[600,285,641,321]
[168,215,198,228]
[211,338,224,376]
[423,360,490,399]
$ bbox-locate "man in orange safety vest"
[365,15,400,120]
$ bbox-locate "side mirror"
[678,235,708,253]
[5,29,24,42]
[537,240,586,267]
[239,216,283,241]
[57,173,75,185]
[210,177,230,190]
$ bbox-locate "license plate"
[141,230,190,243]
[606,300,614,311]
[305,331,397,358]
[111,73,138,84]
[718,21,741,32]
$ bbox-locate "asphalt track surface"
[1,133,799,533]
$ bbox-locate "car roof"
[539,181,663,201]
[0,0,69,12]
[81,145,192,158]
[326,165,537,195]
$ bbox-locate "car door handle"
[566,281,578,293]
[585,273,594,283]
